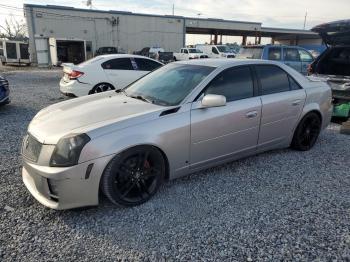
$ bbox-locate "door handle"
[292,100,301,106]
[246,111,258,118]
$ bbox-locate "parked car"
[95,46,119,56]
[0,75,10,106]
[22,59,332,210]
[173,48,208,61]
[196,44,236,58]
[308,19,350,118]
[236,45,314,74]
[156,51,174,64]
[59,54,163,97]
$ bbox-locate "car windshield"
[236,47,264,59]
[217,46,230,53]
[188,49,202,53]
[124,64,214,106]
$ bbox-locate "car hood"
[312,19,350,45]
[28,92,164,144]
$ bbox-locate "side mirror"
[201,94,226,108]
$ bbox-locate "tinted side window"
[101,58,133,70]
[284,48,300,61]
[134,58,162,71]
[289,76,301,90]
[212,47,219,54]
[256,65,290,95]
[204,66,254,102]
[268,47,281,61]
[184,49,188,54]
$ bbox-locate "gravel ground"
[1,70,350,261]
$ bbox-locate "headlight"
[50,133,90,167]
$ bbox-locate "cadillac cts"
[22,59,332,210]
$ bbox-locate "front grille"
[226,55,235,58]
[22,134,42,163]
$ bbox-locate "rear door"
[101,58,137,89]
[283,47,302,73]
[190,66,261,168]
[255,65,306,151]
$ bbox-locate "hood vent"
[159,107,180,117]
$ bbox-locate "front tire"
[291,112,321,151]
[101,146,165,207]
[89,83,114,94]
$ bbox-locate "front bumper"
[22,155,113,210]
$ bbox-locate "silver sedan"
[21,59,332,210]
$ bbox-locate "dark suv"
[308,20,350,118]
[95,47,119,56]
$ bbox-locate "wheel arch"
[102,143,171,181]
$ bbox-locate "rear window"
[236,47,263,59]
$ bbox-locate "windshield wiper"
[129,95,153,103]
[115,89,128,96]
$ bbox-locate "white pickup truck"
[173,48,208,61]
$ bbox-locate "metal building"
[24,4,321,66]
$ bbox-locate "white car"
[59,54,163,97]
[173,48,209,61]
[196,45,236,58]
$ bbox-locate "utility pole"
[303,11,307,29]
[172,4,174,16]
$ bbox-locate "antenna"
[303,11,307,29]
[172,4,174,16]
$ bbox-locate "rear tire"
[89,83,114,94]
[291,112,321,151]
[101,146,165,207]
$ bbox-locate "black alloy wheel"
[101,146,165,207]
[291,112,322,151]
[90,83,114,94]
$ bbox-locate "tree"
[0,16,27,41]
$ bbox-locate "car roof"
[241,44,305,49]
[98,54,155,59]
[176,58,283,68]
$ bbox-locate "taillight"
[68,70,84,80]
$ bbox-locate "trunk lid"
[312,19,350,46]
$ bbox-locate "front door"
[255,64,306,150]
[190,66,261,168]
[283,47,302,73]
[298,49,314,75]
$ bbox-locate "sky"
[0,0,349,44]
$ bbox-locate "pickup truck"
[173,48,208,61]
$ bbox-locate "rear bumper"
[22,155,112,210]
[59,78,91,97]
